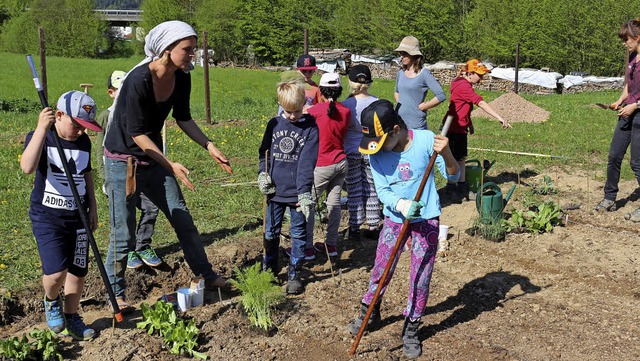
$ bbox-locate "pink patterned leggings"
[361,217,439,321]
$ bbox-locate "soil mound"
[471,92,550,123]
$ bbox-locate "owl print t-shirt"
[369,129,459,223]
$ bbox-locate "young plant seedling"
[229,263,285,331]
[136,300,207,359]
[0,329,62,361]
[532,175,558,195]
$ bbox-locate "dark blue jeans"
[263,200,307,269]
[104,159,216,299]
[135,192,158,251]
[604,112,640,200]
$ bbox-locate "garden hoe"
[348,115,454,356]
[27,54,123,323]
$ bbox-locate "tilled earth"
[1,169,639,360]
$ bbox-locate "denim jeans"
[264,200,307,268]
[104,159,216,298]
[307,159,347,247]
[135,192,158,251]
[604,112,640,200]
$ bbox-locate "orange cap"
[466,59,491,75]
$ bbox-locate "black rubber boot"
[402,317,422,359]
[285,261,304,294]
[262,237,280,278]
[457,181,470,202]
[346,301,382,335]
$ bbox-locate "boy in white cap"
[305,73,351,258]
[21,90,102,340]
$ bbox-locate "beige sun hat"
[394,36,423,56]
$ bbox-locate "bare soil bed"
[1,168,639,360]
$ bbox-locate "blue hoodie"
[259,114,319,204]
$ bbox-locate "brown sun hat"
[394,36,422,56]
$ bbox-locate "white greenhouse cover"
[489,68,563,89]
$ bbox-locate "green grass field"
[0,51,626,295]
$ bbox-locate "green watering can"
[466,159,495,193]
[476,182,516,224]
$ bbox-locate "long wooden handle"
[349,115,454,356]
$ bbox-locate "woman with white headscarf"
[103,21,232,311]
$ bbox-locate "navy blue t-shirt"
[26,130,92,227]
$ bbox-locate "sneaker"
[313,242,338,257]
[285,247,316,261]
[62,313,95,341]
[402,317,422,359]
[126,251,143,269]
[595,199,617,212]
[43,295,65,333]
[624,207,640,222]
[137,247,163,267]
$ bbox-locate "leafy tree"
[0,0,28,30]
[387,0,462,62]
[140,0,199,31]
[0,0,106,57]
[194,0,244,63]
[331,0,394,54]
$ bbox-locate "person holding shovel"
[103,20,232,312]
[441,59,510,202]
[346,99,459,358]
[594,18,640,222]
[21,90,102,340]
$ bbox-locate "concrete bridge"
[95,9,142,26]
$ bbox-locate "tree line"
[0,0,638,76]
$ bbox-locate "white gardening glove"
[296,192,314,218]
[395,198,425,221]
[257,172,275,195]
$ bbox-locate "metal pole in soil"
[202,31,212,124]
